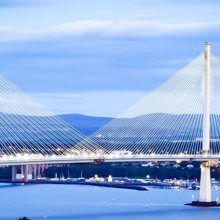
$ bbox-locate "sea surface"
[0,183,220,220]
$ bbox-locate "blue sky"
[1,0,220,117]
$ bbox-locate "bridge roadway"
[0,154,220,166]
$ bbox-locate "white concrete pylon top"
[203,42,211,152]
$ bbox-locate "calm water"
[0,183,220,220]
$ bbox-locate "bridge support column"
[28,165,32,175]
[199,42,211,202]
[37,164,41,178]
[12,165,17,182]
[21,165,24,175]
[23,165,28,183]
[185,43,218,206]
[33,164,37,179]
[199,162,211,202]
[41,164,45,177]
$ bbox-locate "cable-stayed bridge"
[0,42,219,205]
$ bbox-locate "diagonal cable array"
[84,53,220,155]
[210,54,220,153]
[0,75,102,156]
[2,52,220,157]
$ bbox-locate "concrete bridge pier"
[33,164,37,179]
[199,162,211,202]
[23,165,29,183]
[41,164,45,177]
[12,165,29,182]
[21,165,24,175]
[37,164,41,178]
[12,165,17,182]
[28,165,32,175]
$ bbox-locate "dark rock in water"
[185,201,220,206]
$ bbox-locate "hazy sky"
[1,0,220,117]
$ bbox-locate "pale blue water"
[0,183,220,220]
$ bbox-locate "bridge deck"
[0,154,219,166]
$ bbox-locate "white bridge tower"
[199,42,211,202]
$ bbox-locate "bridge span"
[1,154,220,166]
[0,42,220,205]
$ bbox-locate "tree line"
[44,162,220,180]
[1,162,220,180]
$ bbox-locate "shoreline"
[0,179,158,190]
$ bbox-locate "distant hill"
[58,114,114,136]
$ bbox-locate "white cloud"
[0,20,220,42]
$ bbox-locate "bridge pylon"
[199,42,211,203]
[186,43,219,206]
